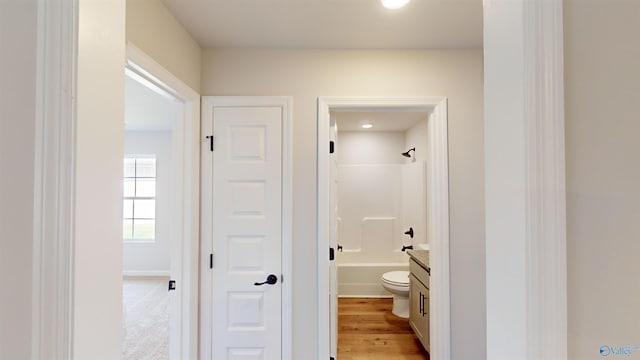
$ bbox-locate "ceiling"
[161,0,483,49]
[126,1,482,131]
[124,74,179,132]
[333,111,427,131]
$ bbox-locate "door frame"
[199,96,293,360]
[31,0,76,357]
[317,96,451,360]
[124,43,201,359]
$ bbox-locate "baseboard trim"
[338,283,392,297]
[123,271,171,277]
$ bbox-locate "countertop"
[407,249,430,273]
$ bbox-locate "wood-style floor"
[338,298,430,360]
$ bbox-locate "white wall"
[405,118,428,165]
[123,131,173,275]
[336,130,425,255]
[404,119,429,246]
[401,161,427,248]
[74,0,125,358]
[126,0,202,92]
[565,1,640,358]
[0,0,37,357]
[338,163,403,254]
[201,48,485,359]
[337,131,405,165]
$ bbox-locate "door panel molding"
[200,96,293,360]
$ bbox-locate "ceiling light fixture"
[361,123,374,129]
[380,0,410,10]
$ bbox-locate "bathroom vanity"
[407,250,430,353]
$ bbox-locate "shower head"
[401,147,416,158]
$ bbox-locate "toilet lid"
[382,271,410,286]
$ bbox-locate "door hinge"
[329,247,335,261]
[209,253,214,269]
[330,357,335,360]
[205,135,214,152]
[168,280,176,291]
[329,140,335,154]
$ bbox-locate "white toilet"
[381,270,410,318]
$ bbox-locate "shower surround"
[336,129,427,297]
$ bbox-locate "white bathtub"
[337,252,409,297]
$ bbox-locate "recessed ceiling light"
[380,0,410,10]
[361,123,374,129]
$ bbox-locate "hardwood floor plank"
[338,298,429,360]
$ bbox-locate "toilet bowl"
[381,270,410,318]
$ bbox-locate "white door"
[329,115,339,358]
[211,106,283,359]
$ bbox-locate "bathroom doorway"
[333,110,429,359]
[317,97,451,360]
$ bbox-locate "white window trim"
[123,155,157,243]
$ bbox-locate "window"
[123,157,156,241]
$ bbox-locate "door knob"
[254,274,278,286]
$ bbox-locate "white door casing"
[484,1,567,359]
[201,97,293,360]
[329,115,338,358]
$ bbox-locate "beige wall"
[202,48,486,359]
[74,0,125,358]
[126,0,202,92]
[0,0,37,357]
[565,1,640,359]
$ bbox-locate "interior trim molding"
[317,96,451,360]
[484,0,567,358]
[32,0,77,358]
[122,271,172,277]
[125,42,201,360]
[523,0,567,358]
[426,98,451,360]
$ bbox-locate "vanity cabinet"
[409,257,430,352]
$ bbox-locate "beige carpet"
[122,276,170,360]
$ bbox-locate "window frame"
[123,155,157,243]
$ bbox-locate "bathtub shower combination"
[337,160,427,298]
